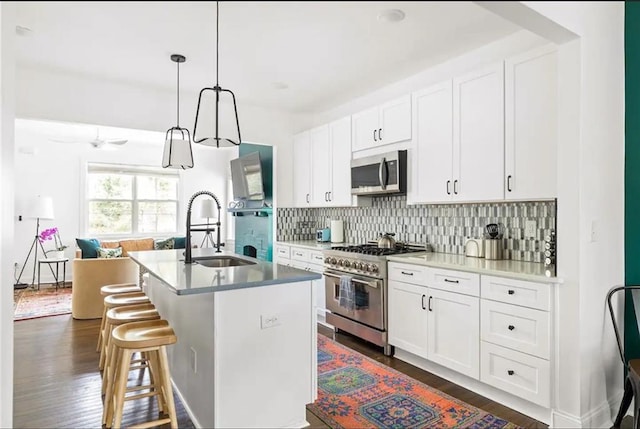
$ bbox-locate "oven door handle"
[324,272,379,289]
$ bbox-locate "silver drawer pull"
[508,290,515,295]
[444,279,459,284]
[508,370,515,376]
[508,325,515,331]
[401,271,414,276]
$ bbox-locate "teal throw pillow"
[76,238,100,259]
[97,246,122,259]
[154,238,175,250]
[173,236,186,249]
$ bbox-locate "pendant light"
[193,0,242,147]
[162,54,194,169]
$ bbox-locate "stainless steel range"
[323,243,424,356]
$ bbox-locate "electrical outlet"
[260,314,281,329]
[190,347,197,373]
[525,220,536,238]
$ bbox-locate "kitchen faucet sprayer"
[185,190,223,263]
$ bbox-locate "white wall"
[0,3,15,427]
[13,119,236,284]
[480,1,625,427]
[15,66,313,208]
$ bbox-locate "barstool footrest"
[128,417,172,429]
[124,390,160,402]
[125,383,157,393]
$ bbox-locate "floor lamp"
[199,199,218,248]
[14,196,55,289]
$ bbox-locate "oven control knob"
[364,264,372,272]
[344,260,352,268]
[354,262,363,270]
[324,257,331,264]
[371,264,379,273]
[330,258,337,265]
[338,259,345,267]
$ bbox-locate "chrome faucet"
[185,190,223,263]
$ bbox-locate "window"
[86,163,180,236]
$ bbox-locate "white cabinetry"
[327,117,353,206]
[388,263,480,379]
[352,95,411,152]
[505,45,557,200]
[292,131,312,207]
[310,125,331,206]
[410,63,504,203]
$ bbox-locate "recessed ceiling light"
[15,25,33,37]
[377,9,405,23]
[272,82,289,90]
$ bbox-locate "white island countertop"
[128,248,321,295]
[387,252,561,283]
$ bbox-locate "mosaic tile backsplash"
[276,196,556,263]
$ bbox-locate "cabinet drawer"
[481,300,550,359]
[309,250,325,266]
[276,257,292,267]
[429,268,479,297]
[388,262,428,284]
[481,275,550,311]
[291,247,310,262]
[480,341,550,408]
[275,245,291,260]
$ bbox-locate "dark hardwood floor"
[14,315,548,428]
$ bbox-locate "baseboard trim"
[171,379,202,429]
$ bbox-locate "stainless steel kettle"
[377,232,397,249]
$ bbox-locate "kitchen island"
[127,248,321,429]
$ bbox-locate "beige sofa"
[71,256,140,319]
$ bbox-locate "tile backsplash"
[276,196,556,263]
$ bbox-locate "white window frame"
[83,162,182,239]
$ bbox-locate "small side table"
[37,257,69,290]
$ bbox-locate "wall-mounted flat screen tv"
[230,151,265,201]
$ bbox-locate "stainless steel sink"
[193,256,256,268]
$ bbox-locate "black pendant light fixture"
[163,54,194,169]
[193,0,242,147]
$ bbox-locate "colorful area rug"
[308,335,519,429]
[14,287,72,321]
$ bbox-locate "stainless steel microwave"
[351,150,407,196]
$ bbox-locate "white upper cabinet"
[505,45,557,200]
[453,62,505,202]
[352,95,411,152]
[292,130,312,207]
[310,124,331,206]
[411,80,454,203]
[328,116,353,206]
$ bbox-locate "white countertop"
[387,252,560,283]
[276,240,352,250]
[128,248,321,295]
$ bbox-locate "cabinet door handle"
[508,325,515,331]
[373,129,378,142]
[400,271,414,276]
[379,128,382,140]
[444,278,459,284]
[508,289,515,295]
[446,180,451,195]
[421,294,426,310]
[453,180,458,194]
[508,370,515,376]
[306,194,310,204]
[507,175,513,192]
[325,192,329,202]
[328,191,332,201]
[428,296,433,311]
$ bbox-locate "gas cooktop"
[329,243,424,256]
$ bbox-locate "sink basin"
[193,256,256,268]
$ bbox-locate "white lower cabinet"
[388,262,554,411]
[287,245,331,327]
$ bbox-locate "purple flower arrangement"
[39,227,68,251]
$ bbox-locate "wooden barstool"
[96,283,141,352]
[98,292,151,370]
[104,319,178,429]
[100,303,160,393]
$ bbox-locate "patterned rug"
[308,335,519,429]
[14,287,72,321]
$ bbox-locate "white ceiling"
[15,1,521,113]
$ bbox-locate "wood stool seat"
[104,320,178,429]
[104,292,149,309]
[97,287,143,353]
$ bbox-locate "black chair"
[607,285,640,428]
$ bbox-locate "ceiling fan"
[49,128,128,149]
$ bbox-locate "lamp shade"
[162,138,194,169]
[28,195,54,219]
[199,199,217,219]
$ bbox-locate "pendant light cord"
[216,0,219,87]
[176,59,180,127]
